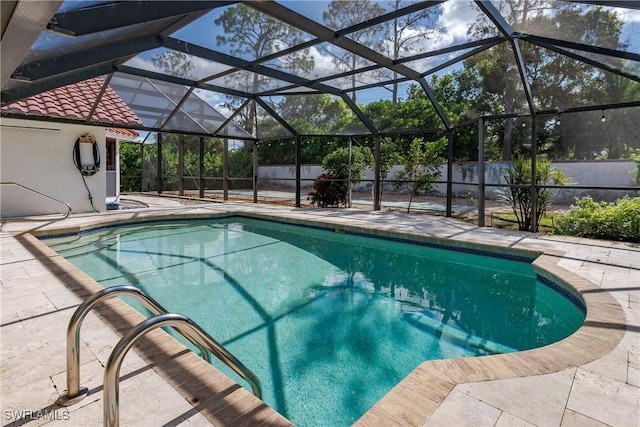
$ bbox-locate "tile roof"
[1,77,143,128]
[106,127,139,139]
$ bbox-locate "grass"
[490,211,560,232]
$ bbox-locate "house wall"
[1,118,107,216]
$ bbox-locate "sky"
[126,1,639,109]
[37,1,640,141]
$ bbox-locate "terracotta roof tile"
[1,77,143,130]
[107,127,139,138]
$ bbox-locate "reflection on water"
[46,217,585,427]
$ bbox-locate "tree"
[119,142,143,192]
[362,79,444,144]
[151,52,195,79]
[121,134,226,193]
[323,146,373,184]
[322,0,386,103]
[465,1,627,160]
[394,137,447,212]
[386,0,441,105]
[379,137,403,199]
[215,3,314,134]
[228,149,253,189]
[276,94,351,135]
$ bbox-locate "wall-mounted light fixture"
[601,110,606,123]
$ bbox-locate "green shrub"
[308,173,348,208]
[308,146,372,208]
[631,148,640,186]
[498,157,569,232]
[554,196,640,242]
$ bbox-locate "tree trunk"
[503,117,514,161]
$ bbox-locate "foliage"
[119,142,143,192]
[228,148,253,189]
[498,157,569,232]
[630,148,640,186]
[554,196,640,242]
[322,0,386,103]
[119,135,236,193]
[465,0,627,160]
[394,137,447,212]
[151,52,195,79]
[378,138,403,198]
[383,0,442,104]
[308,173,349,208]
[308,146,373,208]
[215,3,313,132]
[322,146,373,183]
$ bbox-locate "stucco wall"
[258,160,638,202]
[1,118,107,216]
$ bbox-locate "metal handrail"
[104,313,263,427]
[56,285,211,406]
[0,181,72,221]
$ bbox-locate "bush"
[308,146,372,208]
[308,173,348,208]
[554,196,640,242]
[498,157,569,232]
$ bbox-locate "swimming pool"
[45,216,585,426]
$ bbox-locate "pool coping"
[1,203,628,426]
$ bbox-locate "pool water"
[46,217,585,426]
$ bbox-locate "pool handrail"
[104,313,263,427]
[56,285,212,406]
[0,181,71,221]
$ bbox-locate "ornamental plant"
[631,148,640,186]
[308,173,348,208]
[554,196,640,242]
[498,157,569,232]
[308,146,372,208]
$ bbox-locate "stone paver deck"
[1,198,638,426]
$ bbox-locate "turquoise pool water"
[45,217,585,426]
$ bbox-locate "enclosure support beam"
[198,136,205,199]
[374,135,381,211]
[253,142,258,204]
[478,118,486,227]
[295,136,301,208]
[530,116,538,233]
[348,137,353,208]
[157,133,163,194]
[223,138,229,201]
[446,130,454,217]
[139,143,144,192]
[178,135,184,196]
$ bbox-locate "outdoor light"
[601,110,606,122]
[556,116,561,126]
[521,121,526,128]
